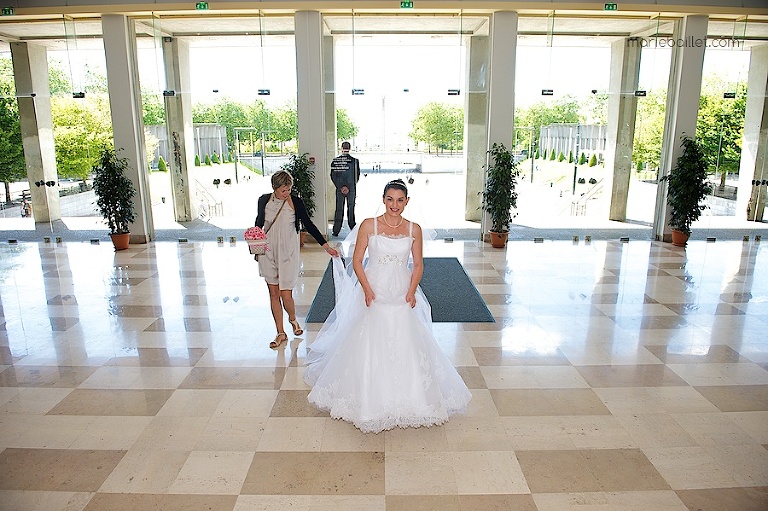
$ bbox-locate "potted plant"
[482,142,520,248]
[660,135,711,247]
[92,148,137,250]
[281,153,315,246]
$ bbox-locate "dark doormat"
[306,257,495,323]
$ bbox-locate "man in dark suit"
[330,141,360,236]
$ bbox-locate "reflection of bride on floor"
[304,179,471,434]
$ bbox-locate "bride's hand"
[363,288,376,307]
[405,292,416,308]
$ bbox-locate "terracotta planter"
[489,231,508,248]
[671,229,689,247]
[110,232,131,251]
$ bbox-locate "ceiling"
[1,13,767,52]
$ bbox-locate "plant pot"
[489,231,508,248]
[671,229,689,247]
[110,232,131,251]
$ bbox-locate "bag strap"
[264,198,287,235]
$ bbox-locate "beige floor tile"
[167,451,254,494]
[383,423,449,452]
[595,387,720,414]
[501,416,576,450]
[517,449,669,493]
[155,389,227,416]
[385,452,457,495]
[443,417,511,451]
[69,416,153,450]
[321,417,386,452]
[613,414,698,448]
[48,389,174,416]
[0,490,94,511]
[233,495,312,511]
[668,362,768,386]
[480,366,589,389]
[533,490,689,511]
[643,446,740,489]
[213,390,280,418]
[0,366,97,388]
[674,487,768,511]
[715,445,768,486]
[193,417,266,451]
[256,417,326,451]
[129,416,209,451]
[385,495,460,511]
[461,389,499,418]
[561,416,637,449]
[98,450,189,493]
[576,365,689,387]
[241,452,385,495]
[0,448,125,492]
[82,493,238,511]
[671,412,759,446]
[694,385,768,412]
[278,367,312,390]
[78,366,192,390]
[645,344,744,364]
[0,388,73,414]
[490,388,611,416]
[0,414,93,449]
[179,367,286,390]
[269,390,327,417]
[472,346,570,366]
[726,411,768,443]
[452,451,529,494]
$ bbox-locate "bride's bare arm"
[353,218,376,306]
[406,222,423,307]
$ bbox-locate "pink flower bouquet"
[244,226,269,255]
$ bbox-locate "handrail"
[195,180,224,218]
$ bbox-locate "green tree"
[195,154,201,166]
[142,89,165,126]
[48,59,72,96]
[558,151,565,162]
[549,149,556,161]
[193,96,248,150]
[579,152,587,165]
[337,108,359,143]
[589,153,597,167]
[696,77,746,186]
[51,95,113,182]
[409,102,463,154]
[157,155,167,172]
[0,59,26,203]
[272,101,298,152]
[204,153,212,165]
[633,88,666,172]
[515,96,580,154]
[568,150,574,163]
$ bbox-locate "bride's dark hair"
[383,179,408,197]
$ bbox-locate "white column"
[606,37,641,221]
[102,14,153,243]
[10,42,60,222]
[295,10,328,231]
[484,11,518,237]
[323,34,336,232]
[653,15,708,242]
[163,36,198,222]
[738,44,768,222]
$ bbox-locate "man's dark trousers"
[333,188,356,235]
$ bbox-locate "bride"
[304,179,472,434]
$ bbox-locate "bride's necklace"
[381,214,404,229]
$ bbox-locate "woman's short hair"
[383,178,408,197]
[271,170,293,190]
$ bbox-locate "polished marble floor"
[0,238,767,511]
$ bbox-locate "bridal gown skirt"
[304,252,472,434]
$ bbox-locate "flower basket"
[244,226,269,255]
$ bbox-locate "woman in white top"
[255,171,339,349]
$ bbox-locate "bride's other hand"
[363,287,376,307]
[405,292,416,308]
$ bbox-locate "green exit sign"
[604,3,618,10]
[401,1,413,8]
[195,1,209,9]
[1,6,14,16]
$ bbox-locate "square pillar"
[323,34,336,231]
[163,36,198,222]
[606,38,641,221]
[653,15,708,242]
[464,35,489,223]
[295,10,328,230]
[102,14,153,243]
[738,44,768,222]
[10,42,60,222]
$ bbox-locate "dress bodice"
[368,218,413,269]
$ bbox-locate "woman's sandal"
[270,332,288,349]
[289,318,304,336]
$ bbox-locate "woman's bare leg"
[280,289,297,323]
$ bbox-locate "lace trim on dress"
[367,232,411,240]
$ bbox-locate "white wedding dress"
[304,220,472,434]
